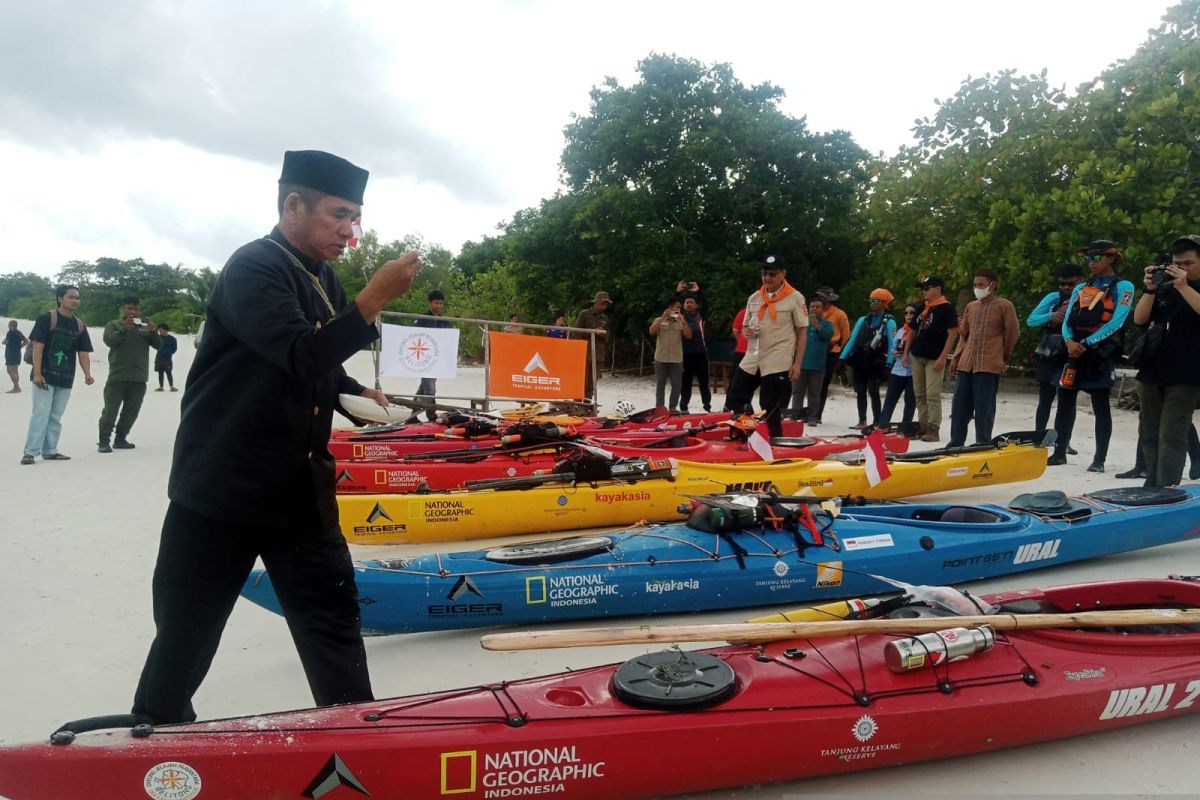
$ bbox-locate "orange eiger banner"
[487,331,588,399]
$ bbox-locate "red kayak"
[329,415,810,460]
[335,432,910,493]
[4,578,1198,800]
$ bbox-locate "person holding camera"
[1027,264,1084,439]
[1046,240,1134,472]
[676,280,711,413]
[1131,234,1200,487]
[98,295,161,453]
[649,296,691,411]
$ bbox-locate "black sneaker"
[98,443,113,453]
[1047,453,1067,466]
[1115,467,1147,479]
[113,440,136,450]
[20,454,35,465]
[1086,461,1105,473]
[1067,446,1078,456]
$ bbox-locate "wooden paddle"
[479,608,1200,651]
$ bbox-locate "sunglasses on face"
[869,298,884,303]
[1084,254,1109,262]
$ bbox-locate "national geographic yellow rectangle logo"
[525,576,547,604]
[353,443,364,459]
[440,750,477,794]
[374,469,387,485]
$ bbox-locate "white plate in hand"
[338,393,408,423]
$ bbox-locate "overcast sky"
[0,0,1177,278]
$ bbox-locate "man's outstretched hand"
[356,252,422,322]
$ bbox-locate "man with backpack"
[946,268,1020,448]
[20,285,95,464]
[839,288,897,429]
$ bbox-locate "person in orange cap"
[839,288,897,428]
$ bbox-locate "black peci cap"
[917,275,945,289]
[762,255,785,271]
[279,150,369,204]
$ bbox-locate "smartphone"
[132,318,144,326]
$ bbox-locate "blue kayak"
[240,485,1200,634]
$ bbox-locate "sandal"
[41,453,71,461]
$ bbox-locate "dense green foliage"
[458,53,870,358]
[3,1,1198,371]
[858,1,1200,359]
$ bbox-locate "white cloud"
[0,0,1176,276]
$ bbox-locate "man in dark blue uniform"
[132,150,421,723]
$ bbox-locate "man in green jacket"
[98,295,160,452]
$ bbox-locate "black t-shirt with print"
[909,301,958,360]
[29,312,93,388]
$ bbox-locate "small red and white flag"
[863,429,892,486]
[748,428,774,461]
[348,217,363,249]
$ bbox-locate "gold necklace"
[263,238,336,317]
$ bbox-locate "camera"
[1150,264,1173,287]
[132,317,145,326]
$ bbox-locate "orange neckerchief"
[756,281,797,322]
[918,294,949,323]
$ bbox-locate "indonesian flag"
[748,428,774,461]
[863,429,892,486]
[348,217,363,249]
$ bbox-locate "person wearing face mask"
[1027,264,1084,440]
[1046,240,1135,472]
[946,268,1020,448]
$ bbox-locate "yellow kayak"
[338,439,1048,544]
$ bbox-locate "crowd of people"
[647,241,1200,488]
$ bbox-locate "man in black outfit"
[131,150,421,724]
[414,289,450,421]
[677,280,711,413]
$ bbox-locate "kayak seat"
[770,437,816,448]
[911,507,1004,524]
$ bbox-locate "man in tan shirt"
[946,267,1020,447]
[726,255,808,437]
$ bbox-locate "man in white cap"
[132,150,422,724]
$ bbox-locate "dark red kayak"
[327,411,810,460]
[3,578,1198,799]
[334,431,910,493]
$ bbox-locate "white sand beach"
[1,325,1196,797]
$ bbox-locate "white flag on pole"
[379,323,460,379]
[747,428,774,461]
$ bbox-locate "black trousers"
[132,502,372,723]
[727,368,792,438]
[1052,387,1112,463]
[680,352,711,411]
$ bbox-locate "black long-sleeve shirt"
[168,227,377,531]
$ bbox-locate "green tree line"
[3,0,1196,366]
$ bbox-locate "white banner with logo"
[379,323,460,379]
